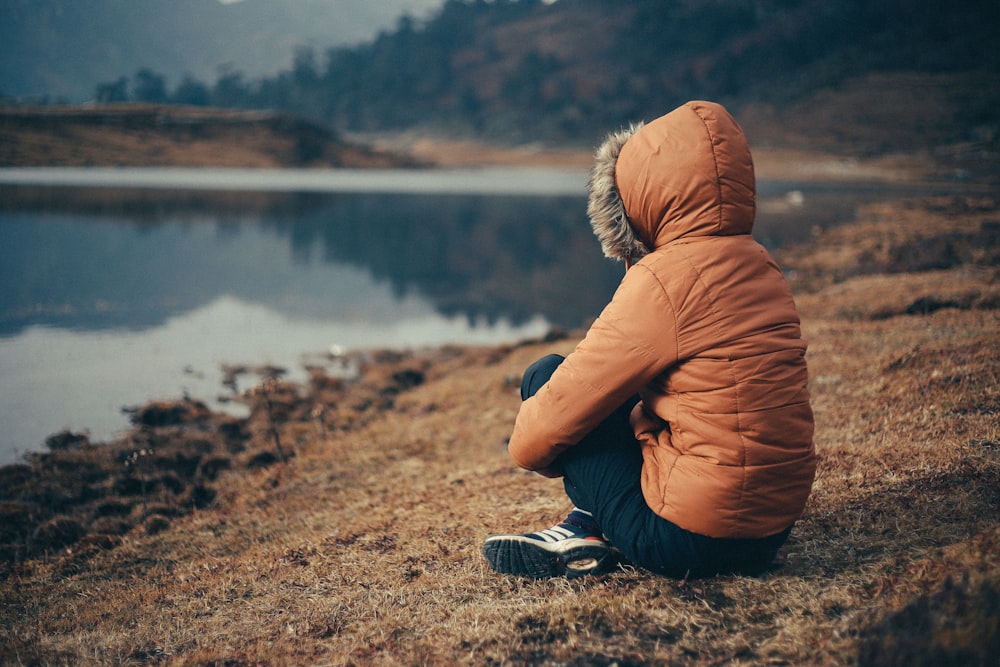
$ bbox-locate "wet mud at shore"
[0,349,463,563]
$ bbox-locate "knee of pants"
[520,354,565,400]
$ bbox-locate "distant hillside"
[0,0,444,102]
[0,105,414,168]
[53,0,998,156]
[306,0,1000,145]
[5,0,999,175]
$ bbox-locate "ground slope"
[0,105,415,168]
[1,193,997,665]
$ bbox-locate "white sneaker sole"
[483,535,613,579]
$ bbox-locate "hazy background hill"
[297,0,1000,148]
[0,0,444,102]
[2,0,999,164]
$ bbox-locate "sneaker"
[483,519,613,579]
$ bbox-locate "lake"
[0,167,939,463]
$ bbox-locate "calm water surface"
[0,168,936,463]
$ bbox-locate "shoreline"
[0,164,591,196]
[2,183,996,482]
[5,104,997,189]
[2,192,998,663]
[0,167,988,470]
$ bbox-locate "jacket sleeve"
[508,264,680,471]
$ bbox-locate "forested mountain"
[5,0,1000,151]
[0,0,443,102]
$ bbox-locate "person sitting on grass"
[483,101,817,580]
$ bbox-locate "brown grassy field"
[1,187,997,664]
[0,105,415,168]
[1,88,999,663]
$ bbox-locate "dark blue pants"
[521,354,790,578]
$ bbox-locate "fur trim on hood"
[587,101,756,262]
[586,122,648,263]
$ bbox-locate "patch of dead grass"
[1,199,998,665]
[0,105,414,168]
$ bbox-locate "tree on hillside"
[95,77,129,103]
[87,0,1000,143]
[172,75,210,106]
[210,66,252,108]
[133,68,168,103]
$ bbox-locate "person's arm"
[508,264,679,471]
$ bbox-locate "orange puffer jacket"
[508,101,816,539]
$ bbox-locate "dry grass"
[2,196,999,665]
[0,105,413,168]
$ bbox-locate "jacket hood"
[587,101,756,262]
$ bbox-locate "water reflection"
[1,296,549,464]
[0,188,621,336]
[0,184,623,461]
[0,174,936,462]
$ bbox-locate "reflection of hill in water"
[0,188,623,336]
[268,192,622,327]
[4,181,905,337]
